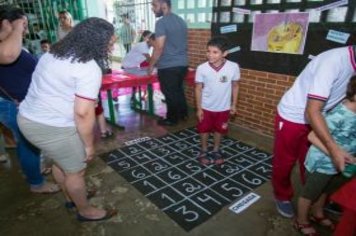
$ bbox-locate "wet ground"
[0,88,334,236]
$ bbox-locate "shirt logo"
[220,75,228,83]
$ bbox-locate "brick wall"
[186,29,296,137]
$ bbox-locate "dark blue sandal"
[77,209,117,222]
[65,189,97,209]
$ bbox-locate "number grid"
[100,127,272,231]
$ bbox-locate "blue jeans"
[0,98,43,186]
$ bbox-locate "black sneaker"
[157,118,177,126]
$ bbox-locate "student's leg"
[200,133,209,151]
[295,171,330,234]
[197,110,212,164]
[97,113,109,134]
[95,102,112,138]
[297,196,313,224]
[211,110,229,164]
[212,132,222,152]
[52,163,71,201]
[272,112,311,201]
[1,99,44,186]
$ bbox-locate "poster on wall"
[251,12,309,55]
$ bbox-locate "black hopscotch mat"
[101,127,272,231]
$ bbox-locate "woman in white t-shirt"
[57,10,74,40]
[121,30,155,69]
[121,30,155,102]
[18,17,117,222]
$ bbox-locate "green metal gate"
[2,0,87,54]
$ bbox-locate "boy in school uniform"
[195,36,240,165]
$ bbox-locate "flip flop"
[77,209,117,222]
[30,182,60,194]
[310,215,335,230]
[293,220,319,236]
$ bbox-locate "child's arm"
[143,53,151,62]
[231,81,239,115]
[308,131,330,155]
[195,83,203,122]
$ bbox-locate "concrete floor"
[0,94,334,236]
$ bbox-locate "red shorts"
[95,100,104,116]
[197,109,230,134]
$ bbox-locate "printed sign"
[326,30,350,44]
[220,24,238,34]
[315,0,348,12]
[228,46,241,54]
[232,7,251,15]
[229,192,261,214]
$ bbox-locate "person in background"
[294,76,356,235]
[37,39,50,58]
[18,17,117,222]
[57,10,74,40]
[195,36,240,165]
[122,30,155,103]
[0,4,59,194]
[148,0,189,126]
[117,14,136,53]
[121,30,154,69]
[95,100,113,139]
[272,45,356,218]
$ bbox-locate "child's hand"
[196,109,203,122]
[331,146,353,171]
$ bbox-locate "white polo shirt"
[278,46,356,124]
[195,60,240,112]
[19,53,102,127]
[121,41,150,68]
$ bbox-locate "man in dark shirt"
[148,0,188,126]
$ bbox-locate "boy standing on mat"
[195,36,240,165]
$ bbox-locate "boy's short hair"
[346,76,356,101]
[40,39,50,45]
[207,36,230,52]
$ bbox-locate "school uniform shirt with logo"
[121,41,150,68]
[278,46,356,124]
[19,53,102,127]
[195,60,240,112]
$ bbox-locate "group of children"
[3,6,354,230]
[192,36,355,235]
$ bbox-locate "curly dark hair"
[346,76,356,102]
[0,4,25,30]
[50,17,114,71]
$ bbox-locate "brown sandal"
[310,215,335,231]
[294,220,319,236]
